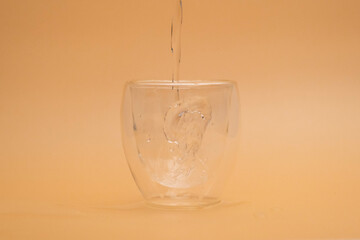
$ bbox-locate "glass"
[121,80,239,208]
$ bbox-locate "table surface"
[1,188,360,240]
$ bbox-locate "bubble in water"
[152,96,212,188]
[164,97,211,147]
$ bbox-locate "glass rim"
[127,80,235,89]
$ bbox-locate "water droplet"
[137,152,144,164]
[167,139,179,145]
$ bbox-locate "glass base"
[146,196,221,209]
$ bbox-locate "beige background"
[0,0,360,239]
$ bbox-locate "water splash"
[158,97,212,188]
[134,1,213,188]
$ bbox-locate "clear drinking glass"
[121,80,239,208]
